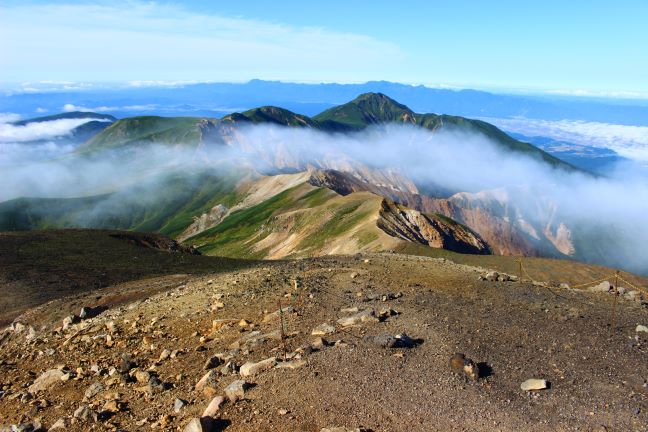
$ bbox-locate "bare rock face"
[377,199,490,255]
[179,204,229,241]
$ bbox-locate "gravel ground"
[1,253,647,431]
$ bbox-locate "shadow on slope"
[0,229,256,326]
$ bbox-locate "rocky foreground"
[1,253,647,431]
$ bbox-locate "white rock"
[311,323,336,336]
[483,271,499,281]
[625,290,641,301]
[49,417,71,430]
[636,325,648,333]
[239,357,276,377]
[159,349,171,362]
[73,405,98,422]
[262,306,294,323]
[224,380,248,402]
[195,370,218,390]
[84,381,105,399]
[11,322,26,333]
[202,395,225,417]
[183,418,213,432]
[62,316,75,331]
[520,378,548,391]
[174,398,187,413]
[336,309,378,327]
[588,281,611,293]
[276,359,307,370]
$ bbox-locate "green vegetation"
[191,185,301,257]
[225,106,318,127]
[297,201,369,251]
[186,182,381,259]
[314,93,575,170]
[80,116,214,151]
[0,170,246,237]
[314,92,413,130]
[80,92,576,172]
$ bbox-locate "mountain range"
[1,92,633,272]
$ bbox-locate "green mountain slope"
[187,179,490,259]
[314,93,414,130]
[79,93,573,172]
[79,116,219,151]
[223,106,317,127]
[315,93,575,170]
[0,170,245,238]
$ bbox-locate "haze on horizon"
[0,0,647,99]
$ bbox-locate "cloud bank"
[1,123,647,274]
[484,117,648,162]
[0,118,108,143]
[0,115,110,165]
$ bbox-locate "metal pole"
[278,299,287,360]
[610,270,620,334]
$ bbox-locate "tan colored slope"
[178,172,312,241]
[187,176,491,260]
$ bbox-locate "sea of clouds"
[1,118,647,274]
[483,117,648,163]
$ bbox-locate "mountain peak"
[313,92,414,130]
[227,106,317,127]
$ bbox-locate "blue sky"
[0,0,646,97]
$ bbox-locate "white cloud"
[0,141,77,166]
[0,113,21,124]
[482,117,648,162]
[63,103,158,112]
[36,107,49,113]
[0,2,404,83]
[0,118,109,143]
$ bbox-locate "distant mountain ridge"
[5,79,648,126]
[79,92,575,173]
[5,94,622,272]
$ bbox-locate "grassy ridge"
[80,93,573,172]
[81,116,211,151]
[0,170,246,236]
[190,184,383,259]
